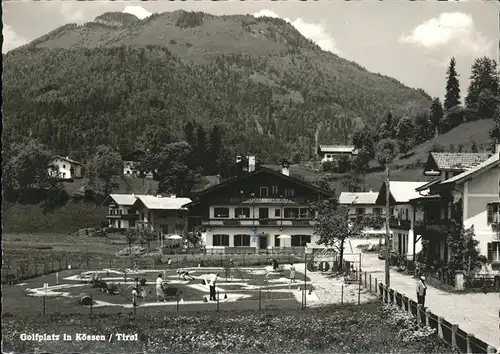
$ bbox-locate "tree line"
[339,56,500,192]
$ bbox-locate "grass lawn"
[2,301,454,353]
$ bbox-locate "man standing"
[416,275,427,307]
[209,272,219,301]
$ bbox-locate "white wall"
[50,158,73,179]
[463,167,499,257]
[205,226,322,249]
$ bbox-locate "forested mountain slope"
[3,11,432,162]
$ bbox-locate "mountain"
[3,10,433,163]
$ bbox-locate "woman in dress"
[156,273,165,302]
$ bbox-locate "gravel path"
[352,251,500,349]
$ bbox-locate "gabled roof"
[134,195,192,210]
[185,167,333,207]
[51,155,84,165]
[415,178,441,192]
[427,152,491,171]
[376,181,427,205]
[108,194,145,206]
[318,145,358,154]
[122,150,146,161]
[441,153,499,186]
[338,191,378,205]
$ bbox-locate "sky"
[3,1,499,100]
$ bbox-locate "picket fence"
[358,271,498,354]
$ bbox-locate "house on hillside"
[375,181,428,260]
[102,194,145,229]
[412,146,500,268]
[122,150,154,179]
[49,155,84,180]
[132,195,192,236]
[317,145,358,163]
[184,159,333,254]
[339,191,385,237]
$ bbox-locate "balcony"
[106,213,139,220]
[388,217,411,230]
[201,218,316,227]
[414,219,450,235]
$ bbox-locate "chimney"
[248,155,256,173]
[281,159,290,176]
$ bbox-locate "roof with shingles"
[318,145,358,154]
[429,152,491,171]
[109,194,147,206]
[241,198,298,205]
[135,195,192,210]
[51,155,84,165]
[441,153,499,185]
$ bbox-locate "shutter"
[487,204,493,224]
[487,243,493,261]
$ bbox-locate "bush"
[322,161,333,172]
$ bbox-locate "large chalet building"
[184,160,333,254]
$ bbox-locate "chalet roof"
[338,191,378,205]
[241,198,298,205]
[51,155,84,165]
[108,194,146,206]
[428,152,491,171]
[135,195,192,210]
[441,153,499,185]
[184,167,333,207]
[409,194,442,204]
[318,145,358,154]
[415,178,441,192]
[122,150,146,161]
[376,181,427,205]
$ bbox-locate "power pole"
[384,158,391,288]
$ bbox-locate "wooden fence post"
[394,291,399,306]
[425,309,431,327]
[407,297,412,316]
[416,304,422,324]
[369,274,372,292]
[466,334,474,354]
[451,324,458,349]
[437,317,444,339]
[374,278,378,295]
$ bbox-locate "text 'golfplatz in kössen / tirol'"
[19,333,139,342]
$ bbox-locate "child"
[209,273,219,301]
[167,258,172,269]
[177,269,195,281]
[289,263,296,283]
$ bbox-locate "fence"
[356,270,498,354]
[1,253,311,284]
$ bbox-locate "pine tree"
[429,97,444,138]
[196,125,208,174]
[207,125,223,175]
[444,57,461,111]
[465,57,499,121]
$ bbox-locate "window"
[405,209,409,220]
[129,220,135,228]
[291,235,311,247]
[162,225,169,234]
[284,188,295,197]
[373,208,382,215]
[213,234,229,246]
[284,207,299,218]
[356,208,365,215]
[260,186,269,197]
[235,207,250,218]
[274,208,281,217]
[325,154,331,159]
[271,186,279,195]
[487,203,499,224]
[487,242,500,262]
[299,208,311,218]
[148,211,152,222]
[118,209,123,215]
[214,207,230,218]
[63,164,66,168]
[234,234,251,246]
[274,235,281,247]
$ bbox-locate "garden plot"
[14,266,318,311]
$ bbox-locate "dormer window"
[259,187,268,198]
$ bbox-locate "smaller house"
[49,155,84,180]
[317,145,358,163]
[423,152,492,181]
[132,195,192,236]
[339,191,385,237]
[102,194,145,229]
[122,150,154,179]
[376,181,427,259]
